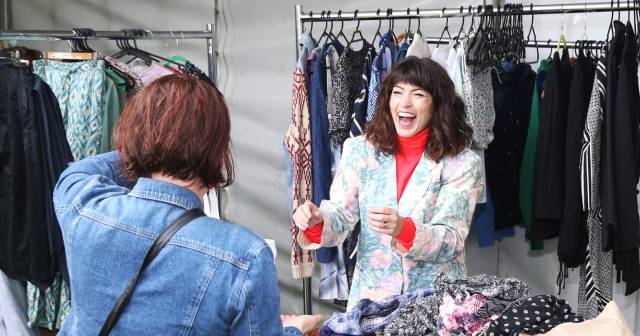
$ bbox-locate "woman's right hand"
[292,201,323,231]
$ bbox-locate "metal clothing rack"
[0,25,217,82]
[293,1,640,315]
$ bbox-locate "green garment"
[519,59,551,251]
[99,75,121,153]
[105,67,128,110]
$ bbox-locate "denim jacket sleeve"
[53,151,132,217]
[231,243,302,336]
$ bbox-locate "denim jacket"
[53,151,300,336]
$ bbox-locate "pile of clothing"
[318,274,632,336]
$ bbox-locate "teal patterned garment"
[34,59,106,160]
[27,274,70,330]
[298,136,483,311]
[30,59,106,330]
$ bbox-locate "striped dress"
[577,56,613,319]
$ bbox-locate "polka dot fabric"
[485,295,584,336]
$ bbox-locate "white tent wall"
[8,0,640,332]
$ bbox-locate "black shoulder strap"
[99,208,206,336]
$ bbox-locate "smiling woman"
[293,57,483,310]
[366,56,473,161]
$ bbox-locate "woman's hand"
[293,201,323,231]
[368,207,403,236]
[281,314,325,334]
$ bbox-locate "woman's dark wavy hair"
[364,56,472,162]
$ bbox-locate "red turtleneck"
[303,128,430,250]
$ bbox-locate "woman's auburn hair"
[113,74,234,188]
[364,56,473,162]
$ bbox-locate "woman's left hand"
[368,207,403,237]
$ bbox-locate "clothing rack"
[295,2,640,53]
[293,1,640,315]
[0,26,217,82]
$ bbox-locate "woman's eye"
[392,90,402,95]
[414,93,426,97]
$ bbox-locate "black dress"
[486,62,536,229]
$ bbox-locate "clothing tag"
[349,240,358,260]
[265,239,277,260]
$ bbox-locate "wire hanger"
[335,10,350,46]
[416,7,423,36]
[325,11,339,44]
[437,8,452,47]
[525,4,539,64]
[386,8,398,45]
[317,11,330,46]
[405,8,413,43]
[455,6,466,47]
[308,11,314,40]
[347,10,367,50]
[467,5,476,36]
[372,9,384,46]
[547,39,554,59]
[556,4,567,53]
[606,0,616,41]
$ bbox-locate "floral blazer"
[298,136,483,310]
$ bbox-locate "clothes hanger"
[525,4,540,64]
[556,5,567,54]
[386,8,399,45]
[578,6,590,58]
[403,8,413,44]
[467,6,476,36]
[455,6,466,48]
[468,5,488,68]
[546,39,554,59]
[118,30,154,65]
[515,4,524,60]
[316,11,331,46]
[372,9,384,46]
[335,10,350,47]
[606,0,616,42]
[325,11,339,44]
[437,8,452,48]
[416,7,423,36]
[347,10,367,50]
[308,11,315,41]
[164,31,190,67]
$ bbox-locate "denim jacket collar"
[128,177,203,210]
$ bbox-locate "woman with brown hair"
[53,74,322,335]
[293,56,484,310]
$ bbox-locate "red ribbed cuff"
[302,221,324,243]
[395,217,416,250]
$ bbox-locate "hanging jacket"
[601,20,626,251]
[530,49,572,240]
[519,59,551,250]
[577,56,614,319]
[602,22,640,295]
[557,53,595,268]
